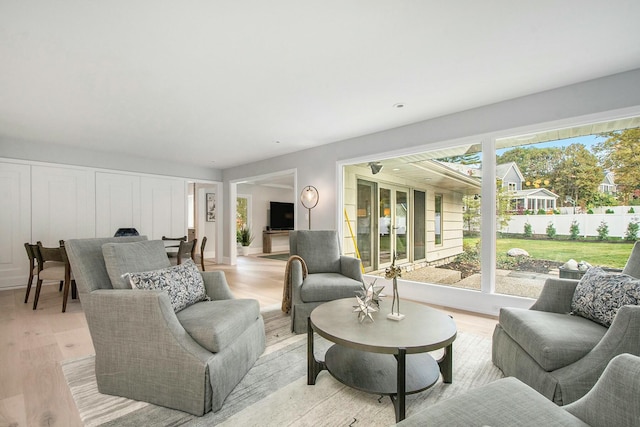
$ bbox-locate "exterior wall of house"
[343,164,465,268]
[502,167,522,191]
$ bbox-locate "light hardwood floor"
[0,254,498,427]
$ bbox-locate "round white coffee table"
[308,298,457,422]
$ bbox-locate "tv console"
[262,230,290,254]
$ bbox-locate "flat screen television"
[269,201,294,230]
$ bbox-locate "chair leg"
[32,279,43,310]
[71,281,77,300]
[62,278,70,313]
[201,256,205,272]
[24,272,34,303]
[59,281,63,292]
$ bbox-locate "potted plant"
[237,225,254,256]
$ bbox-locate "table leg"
[307,320,325,385]
[392,347,407,422]
[437,343,453,383]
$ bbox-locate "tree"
[497,146,563,186]
[462,195,481,233]
[594,128,640,204]
[496,183,513,231]
[550,143,603,209]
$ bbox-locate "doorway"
[357,179,410,271]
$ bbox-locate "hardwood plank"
[0,394,27,427]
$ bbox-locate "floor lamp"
[301,185,319,230]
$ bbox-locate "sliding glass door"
[379,184,409,268]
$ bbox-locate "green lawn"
[464,237,635,269]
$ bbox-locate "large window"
[344,116,640,300]
[494,119,640,298]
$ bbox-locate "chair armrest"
[564,353,640,426]
[87,289,212,363]
[551,305,640,404]
[201,271,234,300]
[340,256,363,282]
[529,277,579,313]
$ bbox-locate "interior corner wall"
[221,68,640,263]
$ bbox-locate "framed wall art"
[206,193,216,222]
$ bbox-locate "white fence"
[502,208,639,238]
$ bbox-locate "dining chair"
[162,235,187,259]
[59,240,77,312]
[200,236,208,271]
[176,238,198,265]
[32,242,67,310]
[23,243,42,304]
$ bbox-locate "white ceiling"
[1,1,639,169]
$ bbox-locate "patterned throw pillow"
[124,259,209,312]
[571,267,640,327]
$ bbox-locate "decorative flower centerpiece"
[353,279,384,322]
[385,252,404,321]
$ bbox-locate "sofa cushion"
[297,231,341,274]
[571,267,640,327]
[176,298,261,353]
[125,259,209,312]
[102,240,171,289]
[499,307,607,371]
[300,273,362,302]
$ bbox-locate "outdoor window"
[434,194,443,245]
[414,190,426,260]
[236,195,250,230]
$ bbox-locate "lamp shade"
[301,186,319,209]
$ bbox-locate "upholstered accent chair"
[288,230,363,334]
[65,236,265,416]
[397,353,640,427]
[492,241,640,405]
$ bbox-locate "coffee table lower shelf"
[325,344,440,395]
[308,337,443,422]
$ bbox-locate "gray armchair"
[288,230,363,334]
[66,236,265,416]
[492,241,640,405]
[397,353,640,427]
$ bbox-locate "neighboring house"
[599,172,617,195]
[496,162,559,212]
[344,160,481,273]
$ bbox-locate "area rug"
[62,307,503,426]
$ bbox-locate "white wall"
[0,158,212,290]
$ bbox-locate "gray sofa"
[66,236,266,416]
[396,353,640,427]
[492,242,640,405]
[288,230,363,334]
